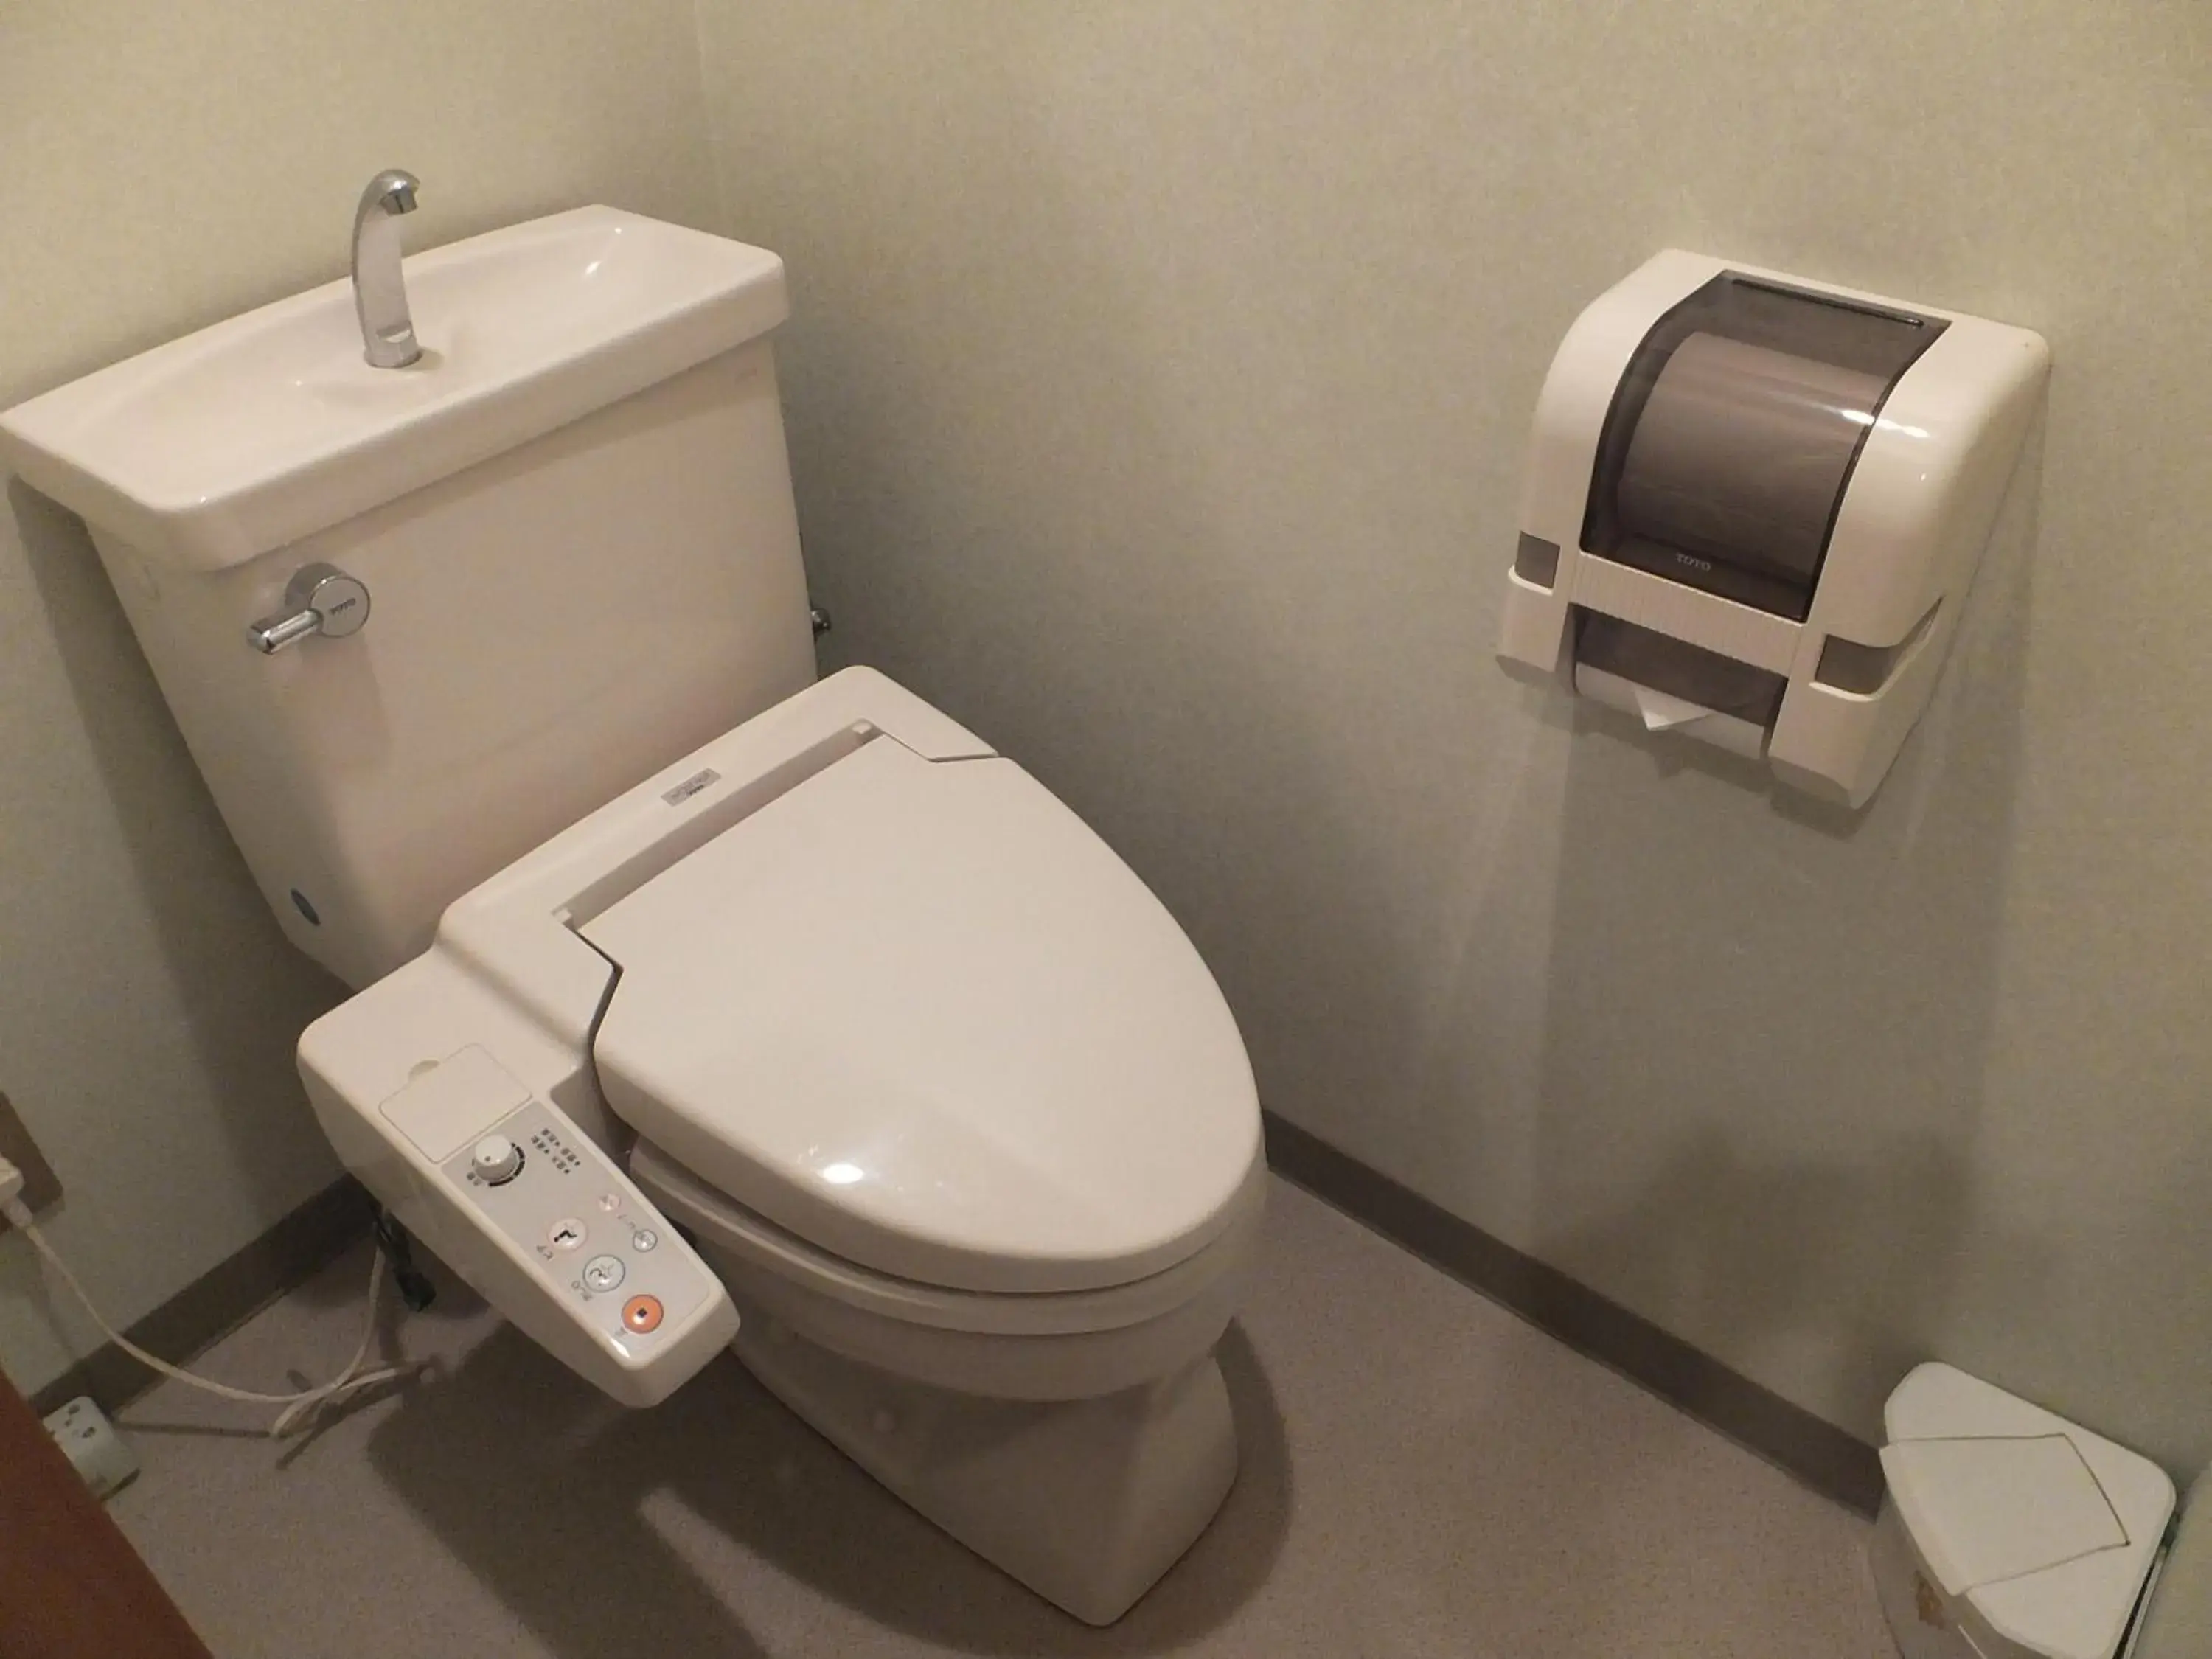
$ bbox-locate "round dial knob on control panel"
[470,1135,524,1186]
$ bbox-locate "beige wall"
[695,3,2212,1470]
[0,0,719,1396]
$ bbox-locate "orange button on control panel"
[622,1294,664,1335]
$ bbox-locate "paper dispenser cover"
[1583,273,1947,620]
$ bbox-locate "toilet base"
[731,1312,1239,1625]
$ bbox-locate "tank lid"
[0,206,789,571]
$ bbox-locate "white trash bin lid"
[1882,1364,2176,1659]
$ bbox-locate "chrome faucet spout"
[352,170,422,369]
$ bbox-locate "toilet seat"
[629,1135,1268,1339]
[633,1133,1263,1402]
[581,728,1262,1297]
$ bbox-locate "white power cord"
[0,1153,423,1438]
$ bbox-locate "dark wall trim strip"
[1262,1110,1885,1516]
[23,1178,375,1421]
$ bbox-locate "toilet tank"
[83,336,816,988]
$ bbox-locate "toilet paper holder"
[1498,251,2048,808]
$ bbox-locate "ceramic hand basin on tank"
[0,206,787,570]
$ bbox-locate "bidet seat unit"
[302,669,1266,1621]
[0,206,1265,1626]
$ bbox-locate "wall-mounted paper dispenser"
[1498,251,2048,807]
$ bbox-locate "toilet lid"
[580,732,1262,1295]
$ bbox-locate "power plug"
[0,1150,24,1211]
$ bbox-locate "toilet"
[0,207,1265,1624]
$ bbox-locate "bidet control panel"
[364,1043,736,1406]
[439,1099,720,1354]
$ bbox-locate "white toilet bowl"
[634,1138,1267,1623]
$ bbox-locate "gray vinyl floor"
[109,1176,1898,1658]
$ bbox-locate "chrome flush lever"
[246,563,372,653]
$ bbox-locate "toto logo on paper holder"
[661,768,720,807]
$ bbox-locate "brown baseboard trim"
[26,1178,375,1420]
[1262,1111,1885,1516]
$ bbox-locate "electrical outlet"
[43,1396,139,1500]
[0,1091,63,1235]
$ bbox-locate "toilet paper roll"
[1615,333,1888,585]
